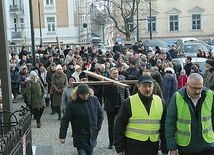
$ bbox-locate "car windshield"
[147,40,168,48]
[211,40,214,46]
[184,44,208,53]
[95,44,106,50]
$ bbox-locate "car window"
[211,40,214,46]
[184,44,209,53]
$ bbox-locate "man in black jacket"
[114,75,167,155]
[59,83,103,155]
[103,67,130,149]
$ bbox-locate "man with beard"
[114,75,167,155]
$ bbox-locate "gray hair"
[109,67,118,73]
[187,73,203,83]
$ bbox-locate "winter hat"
[10,64,16,68]
[156,59,162,64]
[39,63,44,68]
[79,72,88,80]
[76,83,89,95]
[205,59,214,67]
[180,69,186,75]
[191,65,197,72]
[74,65,81,71]
[30,71,37,77]
[164,67,175,74]
[21,65,28,71]
[56,64,62,70]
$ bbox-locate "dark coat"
[184,62,193,76]
[103,75,130,113]
[18,71,30,95]
[51,72,67,107]
[26,79,46,109]
[59,87,104,150]
[10,70,19,89]
[161,75,178,107]
[126,67,139,80]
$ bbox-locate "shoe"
[108,145,114,149]
[37,123,41,128]
[50,111,55,115]
[12,99,17,103]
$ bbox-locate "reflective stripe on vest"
[176,90,214,146]
[125,94,163,142]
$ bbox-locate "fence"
[0,106,32,155]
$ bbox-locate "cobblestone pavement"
[13,96,117,155]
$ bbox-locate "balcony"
[11,31,21,39]
[9,5,24,14]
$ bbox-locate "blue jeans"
[77,148,93,155]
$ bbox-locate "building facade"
[6,0,91,46]
[112,0,214,43]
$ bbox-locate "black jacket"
[103,75,130,113]
[114,92,168,155]
[59,88,103,150]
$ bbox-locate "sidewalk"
[13,96,117,155]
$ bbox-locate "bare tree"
[98,0,140,41]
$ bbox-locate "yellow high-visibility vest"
[176,90,214,146]
[125,94,163,142]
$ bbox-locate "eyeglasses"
[187,83,203,91]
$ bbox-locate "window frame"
[46,17,56,33]
[169,15,179,32]
[192,14,201,30]
[147,16,157,32]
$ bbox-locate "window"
[192,14,201,30]
[20,18,25,29]
[148,16,156,32]
[46,0,53,5]
[169,15,179,31]
[47,17,55,32]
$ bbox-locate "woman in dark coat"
[51,64,67,120]
[26,71,46,128]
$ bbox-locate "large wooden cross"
[73,70,138,89]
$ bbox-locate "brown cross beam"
[73,70,138,89]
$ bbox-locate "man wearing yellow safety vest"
[114,75,168,155]
[165,73,214,155]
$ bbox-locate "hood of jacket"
[71,86,94,101]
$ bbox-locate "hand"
[57,90,63,93]
[170,150,178,155]
[59,138,65,144]
[118,152,125,155]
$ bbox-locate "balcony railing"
[9,5,24,13]
[11,32,21,38]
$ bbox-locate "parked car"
[172,57,207,76]
[203,38,214,52]
[90,37,107,54]
[176,42,211,57]
[174,37,199,44]
[143,40,169,51]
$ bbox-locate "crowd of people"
[8,40,214,155]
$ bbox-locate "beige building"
[113,0,214,44]
[6,0,91,46]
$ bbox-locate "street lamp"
[149,0,152,40]
[38,0,42,45]
[136,0,139,42]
